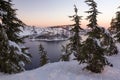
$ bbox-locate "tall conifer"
[109,6,120,42]
[0,0,31,73]
[80,0,112,73]
[39,44,49,66]
[66,5,84,62]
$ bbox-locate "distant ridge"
[48,24,74,28]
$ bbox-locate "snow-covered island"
[20,26,68,41]
[20,26,87,42]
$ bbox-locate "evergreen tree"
[39,44,49,66]
[109,18,116,33]
[0,0,31,73]
[67,5,83,61]
[1,0,25,43]
[101,28,118,55]
[0,25,10,73]
[109,6,120,42]
[79,0,112,73]
[60,45,71,61]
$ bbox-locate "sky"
[12,0,120,28]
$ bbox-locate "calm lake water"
[24,38,67,70]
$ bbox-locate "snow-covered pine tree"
[1,0,24,43]
[39,44,49,66]
[101,28,118,55]
[79,0,112,73]
[109,6,120,42]
[66,5,84,62]
[0,0,31,73]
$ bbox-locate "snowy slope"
[0,43,120,80]
[19,26,60,36]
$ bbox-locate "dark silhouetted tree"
[109,6,120,42]
[79,0,112,73]
[66,5,84,62]
[0,0,31,73]
[39,44,49,66]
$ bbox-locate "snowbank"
[0,57,120,80]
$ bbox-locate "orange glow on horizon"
[22,19,111,28]
[19,14,111,28]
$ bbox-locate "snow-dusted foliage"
[77,0,116,73]
[60,45,72,61]
[100,27,118,55]
[0,0,31,73]
[0,27,31,73]
[65,5,83,63]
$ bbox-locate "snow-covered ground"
[0,43,120,80]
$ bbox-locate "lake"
[24,38,67,70]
